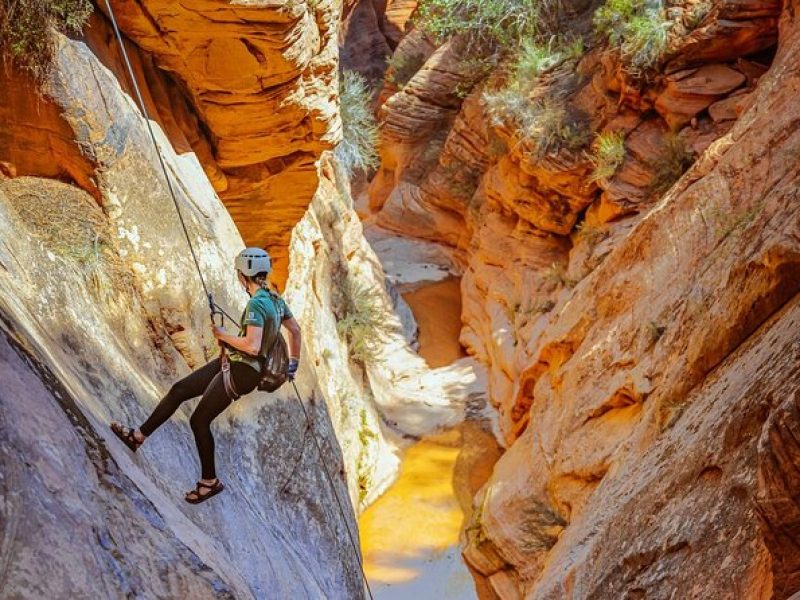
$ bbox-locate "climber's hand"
[211,325,226,340]
[288,358,299,380]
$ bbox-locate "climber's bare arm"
[212,325,263,357]
[283,316,302,359]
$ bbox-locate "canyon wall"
[356,0,800,596]
[1,0,342,285]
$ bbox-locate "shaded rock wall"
[0,29,364,598]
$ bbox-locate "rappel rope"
[102,2,374,597]
[290,381,376,600]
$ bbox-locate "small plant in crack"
[647,321,666,344]
[543,262,577,288]
[649,134,694,197]
[710,202,763,242]
[589,131,626,183]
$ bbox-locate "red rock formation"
[0,68,99,198]
[355,0,800,594]
[95,0,341,284]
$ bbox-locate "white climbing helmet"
[235,247,272,277]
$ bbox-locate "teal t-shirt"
[228,288,293,371]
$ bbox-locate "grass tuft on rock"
[336,282,387,364]
[482,35,588,158]
[593,0,671,73]
[0,0,93,82]
[335,70,380,177]
[590,131,626,182]
[649,134,693,196]
[416,0,546,48]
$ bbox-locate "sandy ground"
[403,278,467,368]
[359,277,502,600]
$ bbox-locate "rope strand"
[291,381,375,600]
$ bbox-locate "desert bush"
[0,0,93,81]
[336,282,386,363]
[649,133,693,196]
[4,178,127,301]
[514,36,583,80]
[335,70,380,177]
[482,35,588,157]
[416,0,545,48]
[594,0,671,73]
[684,1,711,29]
[590,131,626,182]
[484,89,589,157]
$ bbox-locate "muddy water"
[359,278,502,599]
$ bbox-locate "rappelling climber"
[110,247,301,504]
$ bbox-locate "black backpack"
[257,291,290,392]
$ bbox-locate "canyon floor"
[360,236,503,599]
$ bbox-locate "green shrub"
[0,0,93,81]
[649,134,693,196]
[484,90,589,158]
[590,131,626,182]
[684,1,711,29]
[358,408,377,447]
[335,71,380,177]
[482,35,588,157]
[336,282,386,363]
[594,0,671,73]
[386,51,427,88]
[416,0,542,48]
[513,36,583,80]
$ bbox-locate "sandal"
[110,422,144,453]
[185,479,225,505]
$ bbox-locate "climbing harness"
[219,349,240,401]
[102,2,374,597]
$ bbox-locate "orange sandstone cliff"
[351,0,800,595]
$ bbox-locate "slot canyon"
[1,0,799,598]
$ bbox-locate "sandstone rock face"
[367,0,782,442]
[286,157,488,510]
[0,31,365,599]
[466,25,800,586]
[340,0,419,80]
[91,1,342,284]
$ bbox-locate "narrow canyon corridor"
[359,276,502,599]
[2,0,800,598]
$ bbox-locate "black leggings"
[139,358,260,479]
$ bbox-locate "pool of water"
[358,278,502,599]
